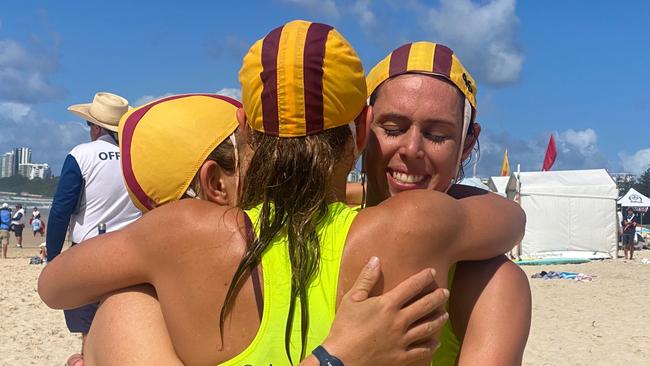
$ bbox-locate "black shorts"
[622,234,635,247]
[12,224,23,237]
[64,302,99,333]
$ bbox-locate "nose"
[399,127,424,159]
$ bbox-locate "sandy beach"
[1,232,649,365]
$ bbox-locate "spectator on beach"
[10,204,25,248]
[46,91,142,364]
[38,242,47,264]
[0,203,11,258]
[31,207,44,236]
[622,207,638,260]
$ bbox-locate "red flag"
[542,135,557,171]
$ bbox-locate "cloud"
[206,35,250,60]
[350,0,378,36]
[619,148,650,176]
[475,128,610,176]
[215,88,242,101]
[282,0,340,19]
[133,93,175,107]
[0,102,34,122]
[0,112,89,174]
[407,0,523,85]
[0,39,64,104]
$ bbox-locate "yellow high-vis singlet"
[220,202,357,366]
[431,264,461,365]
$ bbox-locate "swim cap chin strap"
[444,98,473,193]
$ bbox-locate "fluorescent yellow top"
[220,202,358,365]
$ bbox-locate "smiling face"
[365,74,477,205]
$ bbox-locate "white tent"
[488,176,509,196]
[617,188,650,207]
[459,177,490,191]
[505,169,618,259]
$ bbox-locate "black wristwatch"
[312,345,344,366]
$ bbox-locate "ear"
[198,161,231,206]
[461,122,481,161]
[236,107,247,128]
[354,105,372,152]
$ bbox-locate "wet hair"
[181,134,238,199]
[369,73,480,182]
[220,125,353,363]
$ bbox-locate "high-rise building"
[19,163,51,180]
[13,147,31,174]
[1,151,15,178]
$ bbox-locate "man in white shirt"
[11,204,25,248]
[46,92,142,363]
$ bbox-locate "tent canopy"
[505,169,618,199]
[488,176,509,195]
[617,188,650,207]
[459,177,490,191]
[505,169,618,259]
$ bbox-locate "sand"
[1,231,649,365]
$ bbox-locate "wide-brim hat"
[68,92,131,132]
[1,203,7,209]
[119,93,241,212]
[240,19,366,137]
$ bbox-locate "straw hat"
[68,92,131,132]
[119,94,241,212]
[240,20,366,137]
[366,42,477,108]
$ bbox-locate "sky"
[1,0,649,177]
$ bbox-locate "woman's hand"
[315,257,449,365]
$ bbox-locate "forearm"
[454,193,526,261]
[39,229,148,310]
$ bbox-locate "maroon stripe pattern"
[260,26,283,136]
[303,23,333,135]
[388,43,411,77]
[432,44,453,77]
[121,94,241,210]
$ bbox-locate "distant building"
[13,147,31,174]
[18,163,51,180]
[0,151,15,178]
[347,170,362,183]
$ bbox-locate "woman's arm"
[38,200,229,310]
[82,257,448,366]
[451,191,526,262]
[452,257,531,366]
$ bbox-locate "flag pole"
[514,163,522,259]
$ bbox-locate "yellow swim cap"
[119,94,241,212]
[367,42,477,108]
[240,19,367,137]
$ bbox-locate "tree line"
[0,176,59,197]
[618,167,650,198]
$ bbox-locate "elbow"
[514,205,527,243]
[37,266,63,309]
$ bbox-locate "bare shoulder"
[131,200,249,266]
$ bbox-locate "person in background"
[11,203,25,248]
[622,207,638,260]
[31,207,44,237]
[46,92,142,364]
[0,203,11,258]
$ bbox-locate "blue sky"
[1,0,649,177]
